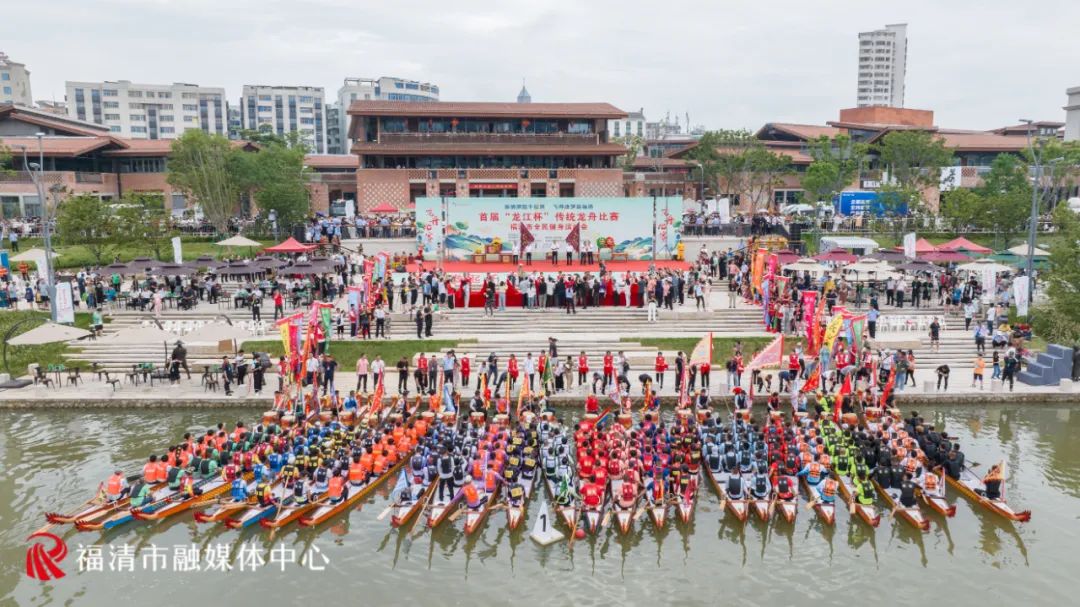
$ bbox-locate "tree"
[613,135,644,170]
[167,129,242,233]
[874,130,953,212]
[801,134,869,204]
[1023,139,1080,213]
[977,154,1032,244]
[685,130,791,210]
[741,146,793,211]
[114,192,175,260]
[233,135,310,232]
[0,143,12,179]
[56,194,118,265]
[1033,205,1080,343]
[938,188,985,232]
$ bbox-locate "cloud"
[2,0,1077,130]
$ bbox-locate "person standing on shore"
[356,354,368,392]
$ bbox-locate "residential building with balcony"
[609,109,646,141]
[346,100,628,211]
[329,77,440,154]
[240,85,326,153]
[64,80,227,139]
[856,23,907,107]
[0,52,32,107]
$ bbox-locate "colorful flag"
[879,368,896,407]
[767,253,778,280]
[823,314,845,349]
[689,332,713,366]
[520,221,535,253]
[515,371,530,416]
[848,315,867,352]
[752,248,766,292]
[800,365,820,393]
[748,335,784,370]
[565,223,581,252]
[836,374,852,423]
[800,291,818,347]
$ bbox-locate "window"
[300,106,313,114]
[257,105,272,112]
[299,96,313,103]
[109,126,121,132]
[183,116,195,122]
[300,117,314,125]
[182,104,197,111]
[131,126,147,133]
[258,95,271,101]
[2,86,10,95]
[1,195,20,218]
[160,127,174,133]
[159,115,174,122]
[130,114,145,121]
[181,92,197,99]
[22,195,42,218]
[104,113,120,120]
[157,92,171,98]
[102,88,117,96]
[129,90,143,97]
[0,73,8,81]
[170,193,186,213]
[394,82,404,88]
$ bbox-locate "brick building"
[346,100,628,212]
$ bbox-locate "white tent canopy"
[819,236,880,254]
[842,259,893,274]
[215,235,262,247]
[782,258,827,274]
[1004,244,1050,257]
[956,258,1013,274]
[8,322,91,346]
[105,325,182,344]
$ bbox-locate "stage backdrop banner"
[416,196,682,261]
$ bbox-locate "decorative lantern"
[451,118,459,130]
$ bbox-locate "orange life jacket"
[328,476,345,499]
[153,461,168,483]
[349,463,365,483]
[142,463,155,483]
[485,470,498,492]
[463,482,479,506]
[924,473,938,491]
[823,479,837,497]
[106,473,124,496]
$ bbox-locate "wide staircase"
[1018,344,1075,386]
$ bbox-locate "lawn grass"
[3,236,273,270]
[242,338,472,371]
[625,336,804,363]
[0,310,96,377]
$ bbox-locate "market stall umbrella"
[105,325,182,343]
[894,238,938,255]
[1004,244,1050,257]
[782,258,827,274]
[252,256,284,269]
[264,237,315,254]
[843,259,894,274]
[919,250,971,263]
[215,235,262,247]
[773,249,801,265]
[103,262,130,273]
[813,249,859,264]
[369,202,399,214]
[938,236,992,255]
[154,264,190,277]
[282,262,334,276]
[955,258,1013,274]
[220,263,263,276]
[8,322,91,346]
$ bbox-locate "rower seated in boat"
[311,465,330,496]
[128,480,152,508]
[581,480,604,512]
[105,469,130,502]
[507,481,526,508]
[726,475,745,500]
[796,461,826,487]
[291,481,309,506]
[898,473,918,508]
[750,473,771,500]
[814,478,838,504]
[460,477,483,510]
[920,470,944,499]
[327,470,347,504]
[255,480,276,507]
[179,470,199,498]
[981,464,1004,500]
[854,479,875,506]
[555,476,579,507]
[775,476,795,502]
[230,477,250,503]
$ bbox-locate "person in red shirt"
[417,353,428,393]
[654,352,667,388]
[348,305,358,338]
[273,289,285,321]
[460,354,471,388]
[577,351,589,385]
[699,360,711,390]
[602,351,614,391]
[585,392,599,415]
[507,354,519,393]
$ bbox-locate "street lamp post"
[20,133,58,322]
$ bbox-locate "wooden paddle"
[376,504,395,521]
[847,497,856,515]
[408,482,437,539]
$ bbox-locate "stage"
[406,259,689,274]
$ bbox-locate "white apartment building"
[1065,85,1080,142]
[64,80,227,139]
[328,77,439,153]
[609,109,646,140]
[856,23,907,107]
[240,85,327,153]
[0,52,32,106]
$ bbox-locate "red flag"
[519,221,535,252]
[565,223,581,252]
[747,335,784,371]
[879,368,896,407]
[800,366,820,394]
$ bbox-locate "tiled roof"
[756,123,843,141]
[351,142,627,156]
[347,100,627,119]
[304,154,359,169]
[935,130,1029,152]
[0,135,115,156]
[0,104,110,137]
[100,138,174,156]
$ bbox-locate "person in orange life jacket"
[796,459,828,486]
[654,352,667,388]
[142,455,160,483]
[105,469,130,501]
[327,469,348,503]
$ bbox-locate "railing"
[75,172,104,184]
[378,132,599,145]
[0,170,109,185]
[307,172,357,184]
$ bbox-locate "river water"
[2,403,1077,606]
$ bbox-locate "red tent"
[369,202,398,213]
[264,237,315,254]
[937,236,992,254]
[920,250,970,263]
[893,237,938,254]
[773,249,801,265]
[813,249,858,264]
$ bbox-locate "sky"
[3,0,1078,132]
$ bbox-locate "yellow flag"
[823,314,845,349]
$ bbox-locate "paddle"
[847,497,856,515]
[767,496,777,519]
[376,505,395,521]
[408,481,437,539]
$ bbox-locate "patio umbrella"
[8,322,91,346]
[867,250,909,262]
[813,249,859,264]
[282,262,333,276]
[920,250,971,263]
[938,237,992,255]
[103,262,130,273]
[955,258,1013,274]
[773,249,801,265]
[152,264,190,277]
[1004,244,1050,257]
[895,261,939,273]
[369,202,398,214]
[127,257,161,273]
[782,258,826,273]
[215,235,262,247]
[105,325,182,343]
[843,259,893,274]
[264,237,315,254]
